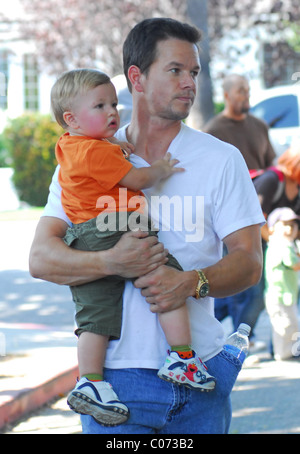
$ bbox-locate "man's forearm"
[29,217,109,285]
[203,225,262,298]
[203,248,262,298]
[29,216,168,286]
[135,225,263,312]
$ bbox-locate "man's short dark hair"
[123,18,202,92]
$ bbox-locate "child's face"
[68,82,120,139]
[272,220,299,241]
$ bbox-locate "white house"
[0,1,56,132]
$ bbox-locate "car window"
[251,94,299,128]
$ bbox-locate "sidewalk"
[1,310,300,434]
[0,215,80,433]
[0,346,78,431]
[230,308,300,434]
[0,211,300,434]
[230,350,300,434]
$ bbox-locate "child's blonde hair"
[51,68,111,129]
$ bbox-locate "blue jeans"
[80,349,242,434]
[215,241,266,338]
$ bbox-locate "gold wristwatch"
[194,269,210,299]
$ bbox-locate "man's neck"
[127,100,181,164]
[126,109,182,164]
[222,107,247,122]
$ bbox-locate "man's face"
[140,38,201,121]
[226,80,250,116]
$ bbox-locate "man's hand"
[134,265,197,313]
[29,217,168,286]
[105,230,168,278]
[134,224,263,313]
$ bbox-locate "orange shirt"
[55,133,145,224]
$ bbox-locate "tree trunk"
[186,0,214,129]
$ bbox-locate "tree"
[2,0,300,127]
[6,0,216,126]
[16,0,186,75]
[206,0,300,90]
[187,0,214,125]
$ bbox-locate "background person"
[237,143,300,352]
[254,143,300,221]
[264,207,300,361]
[203,73,275,348]
[203,73,275,170]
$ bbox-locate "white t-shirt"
[43,123,265,367]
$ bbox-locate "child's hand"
[108,137,135,156]
[152,152,185,180]
[120,141,135,157]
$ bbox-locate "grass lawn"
[0,207,43,221]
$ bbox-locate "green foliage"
[286,23,300,53]
[3,113,63,206]
[0,134,11,167]
[214,102,225,114]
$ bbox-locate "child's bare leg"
[77,331,108,379]
[158,304,191,349]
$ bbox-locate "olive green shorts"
[64,213,182,339]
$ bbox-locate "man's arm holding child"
[29,216,168,286]
[135,224,263,313]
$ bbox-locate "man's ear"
[63,111,79,129]
[223,91,230,104]
[127,65,144,93]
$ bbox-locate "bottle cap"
[238,323,251,335]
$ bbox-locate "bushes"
[3,113,63,207]
[0,133,11,167]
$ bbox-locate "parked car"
[250,84,300,156]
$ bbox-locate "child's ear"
[63,111,78,129]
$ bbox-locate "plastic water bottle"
[223,323,251,364]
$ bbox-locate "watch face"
[200,283,209,297]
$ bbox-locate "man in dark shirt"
[203,74,275,170]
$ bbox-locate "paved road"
[0,218,76,354]
[230,313,300,434]
[1,215,300,434]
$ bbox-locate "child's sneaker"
[67,377,129,426]
[157,351,216,391]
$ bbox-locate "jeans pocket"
[221,348,243,371]
[212,349,243,398]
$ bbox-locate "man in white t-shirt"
[29,18,264,434]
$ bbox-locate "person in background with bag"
[203,74,275,349]
[254,143,300,227]
[237,143,300,351]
